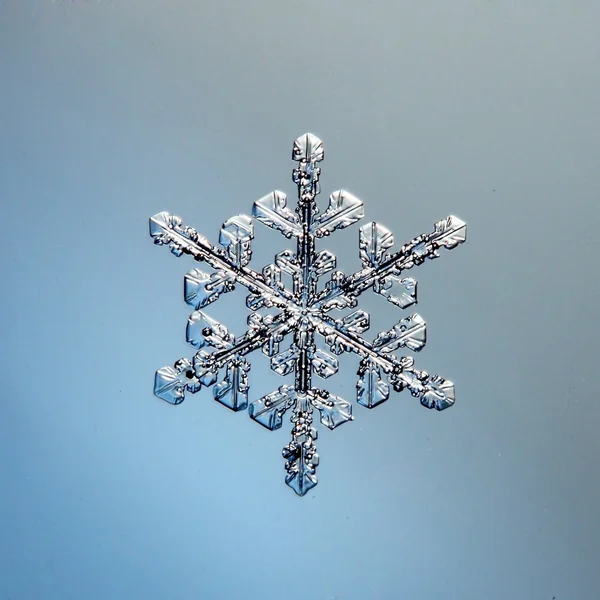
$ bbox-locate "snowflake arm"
[149,211,295,309]
[312,215,467,311]
[315,313,455,411]
[153,311,296,406]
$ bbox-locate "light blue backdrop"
[2,1,599,599]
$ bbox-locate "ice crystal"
[149,133,467,495]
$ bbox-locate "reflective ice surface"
[149,133,466,495]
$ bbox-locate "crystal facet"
[149,133,467,495]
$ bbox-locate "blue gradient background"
[2,1,599,599]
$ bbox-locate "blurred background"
[1,1,599,599]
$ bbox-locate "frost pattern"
[149,133,467,495]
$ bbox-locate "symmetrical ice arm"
[149,211,295,310]
[313,215,467,311]
[153,311,295,407]
[314,313,454,411]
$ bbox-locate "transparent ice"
[149,133,467,496]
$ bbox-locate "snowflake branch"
[312,215,466,310]
[291,133,323,392]
[150,211,296,310]
[153,311,295,405]
[210,312,296,369]
[314,313,455,410]
[314,314,412,374]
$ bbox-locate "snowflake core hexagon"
[149,133,467,496]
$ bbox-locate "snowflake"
[149,133,467,496]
